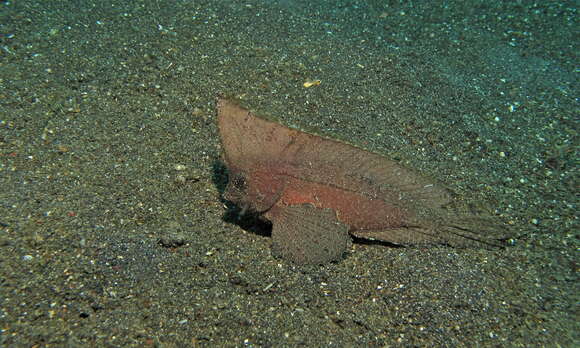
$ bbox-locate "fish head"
[224,165,284,215]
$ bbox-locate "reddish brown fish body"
[231,163,408,231]
[217,98,510,264]
[273,176,408,231]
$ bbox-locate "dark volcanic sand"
[0,1,577,346]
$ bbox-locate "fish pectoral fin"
[270,204,351,265]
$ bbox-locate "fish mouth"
[237,202,250,219]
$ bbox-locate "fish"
[217,98,511,265]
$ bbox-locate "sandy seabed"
[0,1,577,346]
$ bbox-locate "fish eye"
[231,174,247,191]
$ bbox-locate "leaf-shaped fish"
[217,98,510,265]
